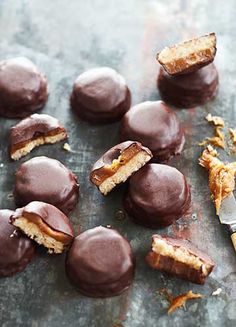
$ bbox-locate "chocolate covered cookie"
[120,101,185,162]
[71,67,131,124]
[14,156,79,214]
[0,57,48,118]
[65,226,135,298]
[158,64,219,108]
[124,164,191,228]
[0,209,35,277]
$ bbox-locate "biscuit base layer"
[11,132,67,160]
[12,217,65,254]
[99,151,152,195]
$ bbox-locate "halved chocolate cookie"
[157,33,216,76]
[90,141,152,195]
[10,114,67,160]
[146,234,215,284]
[11,201,74,254]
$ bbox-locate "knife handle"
[231,232,236,251]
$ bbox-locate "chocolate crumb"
[115,209,126,221]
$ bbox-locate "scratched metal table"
[0,0,236,326]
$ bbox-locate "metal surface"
[0,0,236,326]
[219,193,236,225]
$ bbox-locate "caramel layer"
[11,127,66,154]
[20,212,72,244]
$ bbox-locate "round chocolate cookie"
[0,209,35,277]
[65,226,135,298]
[124,164,191,228]
[120,101,185,163]
[0,57,48,118]
[14,156,79,214]
[70,67,131,124]
[157,64,219,108]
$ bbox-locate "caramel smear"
[168,290,203,315]
[199,145,236,214]
[205,114,225,127]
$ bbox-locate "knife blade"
[218,192,236,251]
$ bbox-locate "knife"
[218,192,236,251]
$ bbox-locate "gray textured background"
[0,0,236,326]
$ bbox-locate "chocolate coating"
[70,67,131,124]
[157,64,219,108]
[0,209,35,277]
[124,164,191,228]
[14,157,79,214]
[65,226,135,298]
[11,201,74,240]
[0,57,48,118]
[120,101,185,163]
